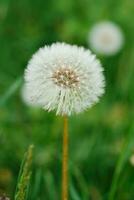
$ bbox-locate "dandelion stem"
[62,116,69,200]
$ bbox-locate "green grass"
[15,145,34,200]
[0,0,134,199]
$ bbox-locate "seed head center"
[52,67,79,88]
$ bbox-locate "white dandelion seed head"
[88,21,124,56]
[21,84,41,107]
[24,42,105,116]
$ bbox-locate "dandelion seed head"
[52,67,80,88]
[25,42,105,115]
[21,84,41,107]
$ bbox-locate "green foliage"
[0,0,134,199]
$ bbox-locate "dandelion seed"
[25,42,105,115]
[88,21,124,56]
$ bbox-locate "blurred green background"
[0,0,134,199]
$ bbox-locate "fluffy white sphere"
[21,84,40,107]
[24,43,105,115]
[88,21,124,55]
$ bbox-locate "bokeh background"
[0,0,134,199]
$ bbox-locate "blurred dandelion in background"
[129,154,134,166]
[88,21,124,56]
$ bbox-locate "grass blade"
[0,76,22,106]
[14,145,34,200]
[109,125,134,200]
